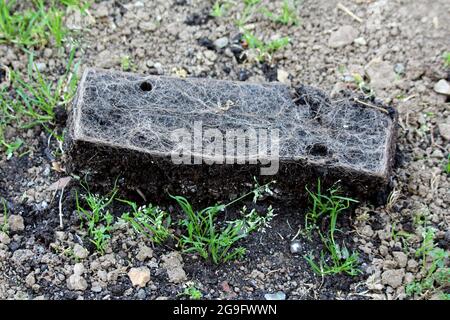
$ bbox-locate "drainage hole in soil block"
[308,143,329,157]
[140,81,153,92]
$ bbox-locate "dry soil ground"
[0,0,449,300]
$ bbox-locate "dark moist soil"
[2,0,448,301]
[1,134,367,299]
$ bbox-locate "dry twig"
[337,3,363,23]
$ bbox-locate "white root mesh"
[72,68,395,176]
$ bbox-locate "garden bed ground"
[0,0,449,300]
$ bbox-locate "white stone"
[203,50,217,62]
[73,263,85,276]
[365,58,396,91]
[290,240,302,254]
[25,273,36,287]
[277,69,290,85]
[139,21,158,32]
[128,267,151,287]
[438,122,450,141]
[0,231,10,244]
[392,251,407,268]
[93,3,109,17]
[161,252,187,283]
[213,37,229,49]
[354,37,367,46]
[136,246,153,262]
[381,269,404,288]
[91,281,103,293]
[434,79,450,96]
[9,215,24,232]
[67,274,88,291]
[73,244,89,260]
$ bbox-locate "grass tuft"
[119,199,172,244]
[406,228,449,299]
[75,186,117,254]
[0,0,90,47]
[0,0,72,47]
[303,181,361,276]
[235,0,261,28]
[0,47,79,157]
[261,0,300,25]
[242,31,289,62]
[210,1,230,18]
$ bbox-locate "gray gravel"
[0,0,449,300]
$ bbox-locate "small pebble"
[264,291,286,300]
[290,240,302,254]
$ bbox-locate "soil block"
[65,68,397,204]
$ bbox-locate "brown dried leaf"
[48,176,72,191]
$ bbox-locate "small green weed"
[171,180,276,264]
[46,6,64,47]
[1,137,23,160]
[75,187,117,254]
[0,0,44,47]
[178,284,203,300]
[74,178,275,263]
[391,224,414,243]
[243,0,261,5]
[413,210,429,228]
[12,48,79,129]
[406,228,449,299]
[261,0,299,25]
[303,181,361,276]
[443,52,450,68]
[120,55,136,72]
[218,1,291,63]
[119,199,172,244]
[352,73,373,96]
[59,0,90,10]
[211,1,230,18]
[391,222,414,252]
[445,154,450,175]
[242,31,289,62]
[235,0,261,28]
[51,243,78,261]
